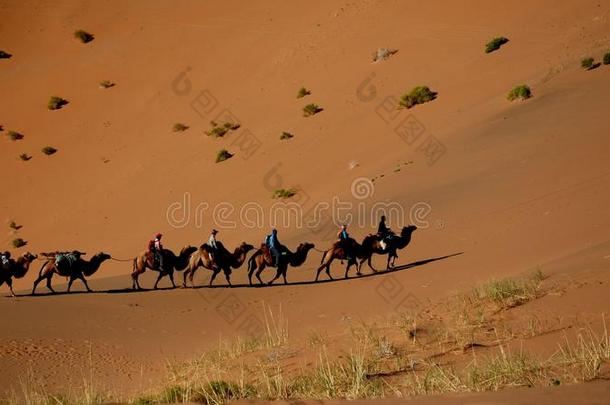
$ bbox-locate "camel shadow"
[11,252,463,297]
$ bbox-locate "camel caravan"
[0,216,417,296]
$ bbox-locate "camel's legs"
[268,268,282,285]
[182,268,191,287]
[168,270,176,288]
[153,272,165,289]
[189,267,200,287]
[325,264,333,280]
[248,263,256,286]
[345,258,357,279]
[67,276,75,292]
[79,274,92,292]
[223,268,232,286]
[46,274,55,293]
[282,268,288,285]
[255,264,266,285]
[32,276,44,295]
[209,268,221,286]
[6,279,15,297]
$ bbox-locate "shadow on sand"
[14,252,464,297]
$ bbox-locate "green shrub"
[42,146,58,155]
[297,87,311,98]
[604,52,610,65]
[74,30,94,43]
[48,96,68,110]
[99,80,115,89]
[272,188,296,199]
[373,48,398,62]
[399,86,437,109]
[507,85,532,101]
[19,153,31,161]
[12,238,26,248]
[280,131,294,140]
[0,50,11,59]
[173,123,188,132]
[8,221,21,230]
[485,37,509,53]
[7,130,23,141]
[303,103,322,117]
[581,57,595,70]
[206,121,240,138]
[216,149,233,163]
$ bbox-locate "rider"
[208,229,219,264]
[0,251,11,269]
[377,215,392,250]
[148,233,164,269]
[264,228,281,266]
[337,224,352,261]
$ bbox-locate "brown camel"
[316,238,367,281]
[0,252,37,297]
[247,242,315,286]
[32,252,111,294]
[182,241,254,287]
[359,225,418,271]
[131,245,197,290]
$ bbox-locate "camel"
[316,238,367,281]
[32,252,111,294]
[247,242,315,286]
[131,245,197,290]
[359,225,418,271]
[0,252,37,297]
[182,242,254,287]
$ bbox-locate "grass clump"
[74,29,94,43]
[272,188,296,199]
[603,52,610,65]
[99,80,115,89]
[372,48,398,62]
[280,131,294,140]
[0,50,11,59]
[507,85,532,101]
[216,149,233,163]
[303,103,322,117]
[172,123,189,132]
[7,130,23,141]
[485,37,509,53]
[48,96,68,110]
[474,276,541,309]
[581,57,600,71]
[8,221,21,230]
[41,146,58,155]
[206,121,240,138]
[12,238,26,248]
[19,153,32,161]
[297,87,311,99]
[398,86,438,109]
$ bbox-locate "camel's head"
[299,242,315,251]
[240,242,255,253]
[23,252,37,262]
[401,225,418,235]
[94,252,112,262]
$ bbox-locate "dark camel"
[247,242,315,286]
[0,252,37,296]
[131,246,197,290]
[32,252,111,294]
[359,225,418,272]
[316,238,367,281]
[182,242,254,287]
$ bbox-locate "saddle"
[56,252,81,268]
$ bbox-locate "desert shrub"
[0,50,11,59]
[41,146,57,155]
[372,48,398,62]
[485,37,509,53]
[19,153,31,161]
[74,30,94,43]
[272,188,296,199]
[206,121,240,138]
[603,52,610,65]
[12,238,26,248]
[303,103,322,117]
[581,57,595,70]
[48,96,68,110]
[99,80,115,89]
[297,87,311,98]
[173,123,189,132]
[280,131,294,140]
[8,221,21,230]
[216,149,233,163]
[399,86,437,109]
[507,85,532,101]
[7,130,23,141]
